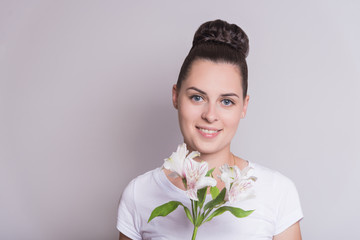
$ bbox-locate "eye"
[221,99,234,106]
[191,95,204,102]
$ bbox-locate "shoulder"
[121,168,161,199]
[117,169,162,239]
[249,162,300,202]
[132,168,161,185]
[249,162,303,234]
[117,168,162,225]
[250,162,296,187]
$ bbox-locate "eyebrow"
[186,87,240,98]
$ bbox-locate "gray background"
[1,1,359,239]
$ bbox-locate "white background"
[1,1,359,239]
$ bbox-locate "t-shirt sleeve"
[117,179,142,240]
[274,172,303,235]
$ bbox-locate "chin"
[190,141,225,155]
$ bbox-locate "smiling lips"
[196,127,221,138]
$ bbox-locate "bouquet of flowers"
[148,143,257,239]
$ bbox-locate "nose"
[201,102,218,123]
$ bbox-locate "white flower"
[220,164,257,204]
[163,143,200,179]
[220,164,240,190]
[184,157,217,201]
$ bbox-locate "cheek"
[222,110,242,128]
[178,104,200,124]
[178,97,201,122]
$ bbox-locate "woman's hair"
[176,19,249,98]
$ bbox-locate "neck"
[189,144,249,172]
[196,148,233,171]
[192,146,236,190]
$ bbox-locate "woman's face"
[172,59,249,156]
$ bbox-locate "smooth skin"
[119,233,131,240]
[118,60,301,239]
[273,222,302,240]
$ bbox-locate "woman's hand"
[273,221,302,240]
[119,233,132,240]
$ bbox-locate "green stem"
[191,200,195,220]
[191,226,198,240]
[194,201,198,219]
[203,208,212,220]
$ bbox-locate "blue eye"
[191,95,203,102]
[222,99,234,106]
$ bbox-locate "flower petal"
[220,164,257,204]
[163,143,192,178]
[187,150,200,160]
[196,176,217,189]
[186,188,199,201]
[183,158,217,201]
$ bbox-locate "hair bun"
[192,19,249,58]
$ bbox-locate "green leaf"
[183,205,194,225]
[206,168,215,177]
[204,187,226,211]
[205,206,254,223]
[197,187,207,209]
[148,201,182,223]
[225,206,254,218]
[210,186,220,199]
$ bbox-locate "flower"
[163,143,200,179]
[151,144,257,240]
[184,157,217,201]
[220,164,240,190]
[220,164,257,203]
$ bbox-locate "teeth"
[199,128,218,134]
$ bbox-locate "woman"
[117,19,303,240]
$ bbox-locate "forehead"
[183,60,243,94]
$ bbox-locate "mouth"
[196,126,222,138]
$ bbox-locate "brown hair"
[176,19,249,98]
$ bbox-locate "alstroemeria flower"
[220,164,257,204]
[163,143,200,179]
[184,158,217,201]
[220,164,240,190]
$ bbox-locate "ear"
[172,84,179,109]
[241,95,250,118]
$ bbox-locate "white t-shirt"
[117,162,303,240]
